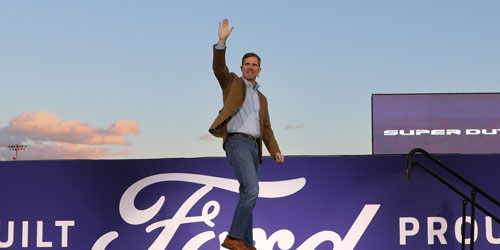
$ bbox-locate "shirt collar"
[242,77,260,90]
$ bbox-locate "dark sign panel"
[1,156,500,249]
[372,93,500,154]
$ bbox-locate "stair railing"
[406,148,500,250]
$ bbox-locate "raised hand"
[218,18,234,46]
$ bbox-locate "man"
[209,18,285,250]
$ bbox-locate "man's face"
[240,56,261,81]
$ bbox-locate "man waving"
[209,18,284,250]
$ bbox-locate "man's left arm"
[262,100,284,163]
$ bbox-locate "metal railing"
[406,148,500,250]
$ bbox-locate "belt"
[227,132,260,143]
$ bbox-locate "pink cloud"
[285,124,305,130]
[0,112,140,160]
[82,135,129,145]
[107,120,140,136]
[198,134,215,142]
[8,112,139,145]
[113,150,131,157]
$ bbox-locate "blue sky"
[0,1,499,160]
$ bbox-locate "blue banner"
[1,155,500,249]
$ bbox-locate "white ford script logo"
[92,173,380,250]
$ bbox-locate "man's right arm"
[213,18,234,90]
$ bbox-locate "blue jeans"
[225,135,260,246]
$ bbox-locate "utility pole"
[8,144,27,160]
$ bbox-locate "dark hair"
[241,53,261,66]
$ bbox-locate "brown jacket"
[208,45,281,162]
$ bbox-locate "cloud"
[107,120,140,136]
[113,150,131,157]
[198,134,215,142]
[5,112,140,145]
[285,124,305,130]
[0,112,140,160]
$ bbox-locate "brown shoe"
[246,246,257,250]
[221,236,249,250]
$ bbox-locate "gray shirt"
[215,44,261,138]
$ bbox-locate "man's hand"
[218,18,234,46]
[274,152,285,163]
